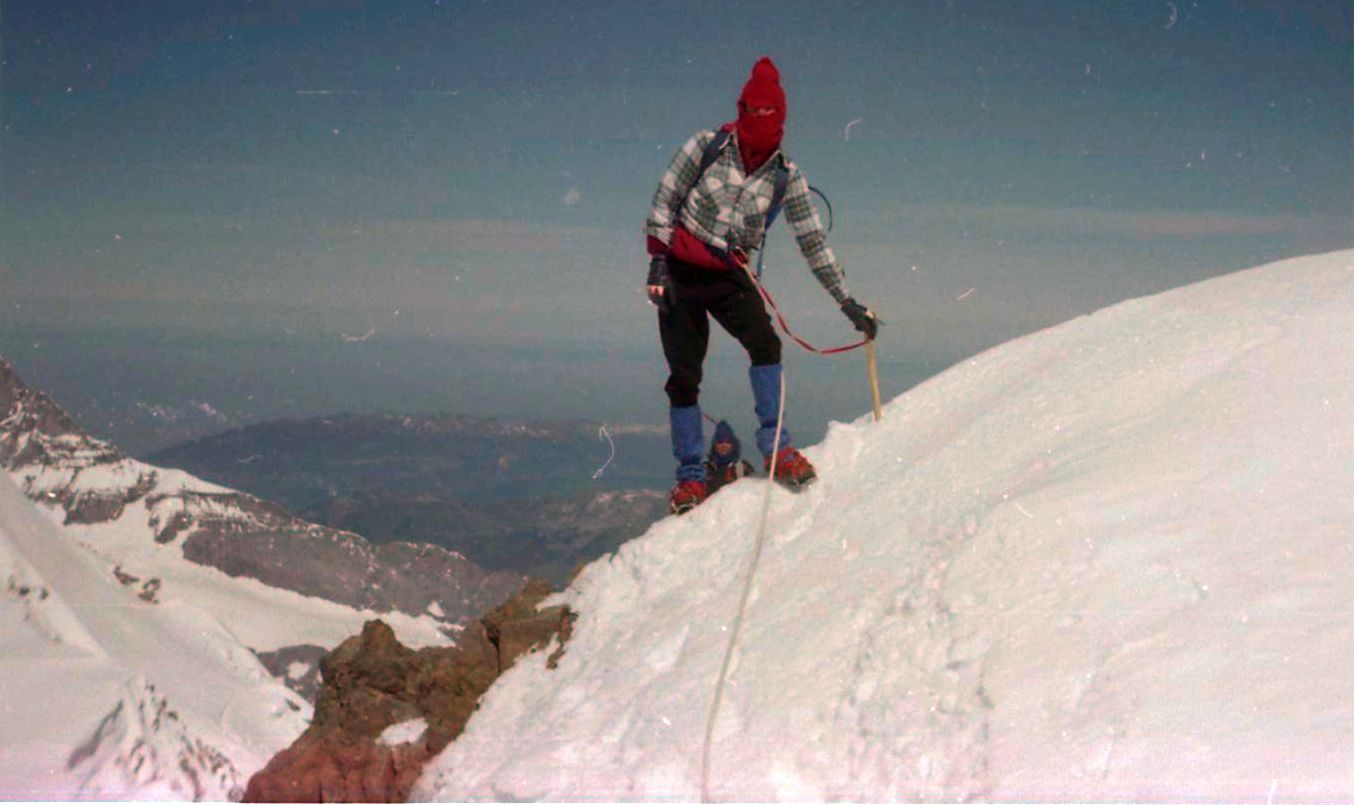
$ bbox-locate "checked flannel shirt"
[644,129,851,304]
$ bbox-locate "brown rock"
[254,644,329,702]
[243,580,572,802]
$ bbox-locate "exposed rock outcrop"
[253,645,331,702]
[243,580,572,803]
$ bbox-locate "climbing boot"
[765,447,817,490]
[669,479,711,515]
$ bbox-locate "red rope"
[741,265,869,356]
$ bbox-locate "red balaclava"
[736,56,786,173]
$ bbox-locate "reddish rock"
[244,580,572,803]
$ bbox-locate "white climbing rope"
[700,368,786,803]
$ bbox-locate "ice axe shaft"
[866,340,882,422]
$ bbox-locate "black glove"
[840,297,880,340]
[646,255,673,313]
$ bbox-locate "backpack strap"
[697,128,730,179]
[755,154,791,278]
[763,155,790,231]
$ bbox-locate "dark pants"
[658,261,781,407]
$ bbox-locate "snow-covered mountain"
[0,466,305,799]
[0,360,526,653]
[415,250,1354,801]
[0,359,533,797]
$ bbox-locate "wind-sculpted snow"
[417,250,1354,801]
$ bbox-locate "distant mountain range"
[146,413,674,585]
[101,398,239,457]
[302,488,667,587]
[147,413,673,508]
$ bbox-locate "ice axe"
[865,338,882,422]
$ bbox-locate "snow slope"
[0,469,314,799]
[51,488,455,655]
[418,249,1354,801]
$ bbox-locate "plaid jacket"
[644,129,850,304]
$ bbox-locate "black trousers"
[659,261,782,408]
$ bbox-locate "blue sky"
[1,1,1350,440]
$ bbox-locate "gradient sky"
[1,1,1351,440]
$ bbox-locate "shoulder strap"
[763,156,790,230]
[675,128,729,215]
[754,156,794,279]
[698,129,730,178]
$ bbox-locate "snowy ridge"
[66,676,244,800]
[417,250,1354,801]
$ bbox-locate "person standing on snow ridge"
[644,56,879,515]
